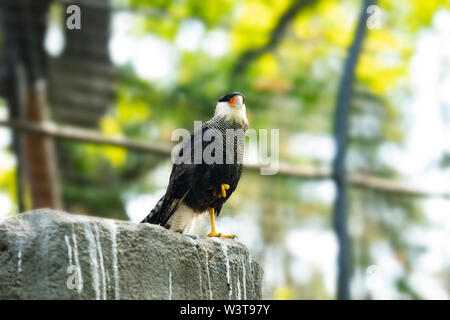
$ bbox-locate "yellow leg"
[220,184,230,198]
[205,208,235,238]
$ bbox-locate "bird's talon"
[221,234,236,239]
[205,232,235,239]
[205,232,220,237]
[220,184,230,198]
[205,207,235,239]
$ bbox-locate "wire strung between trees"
[1,119,449,200]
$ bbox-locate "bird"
[141,92,249,238]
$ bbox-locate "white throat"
[214,101,249,127]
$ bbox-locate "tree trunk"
[1,0,62,210]
[332,0,375,300]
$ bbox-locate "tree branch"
[232,0,318,76]
[1,119,449,200]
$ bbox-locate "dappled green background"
[1,0,450,299]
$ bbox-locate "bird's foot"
[205,207,235,238]
[219,184,230,198]
[205,231,235,239]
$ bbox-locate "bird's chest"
[206,123,246,163]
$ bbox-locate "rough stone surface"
[0,209,263,300]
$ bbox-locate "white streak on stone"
[237,276,241,300]
[71,226,83,293]
[168,271,173,300]
[106,220,120,300]
[17,247,22,273]
[221,242,232,299]
[198,262,203,299]
[83,223,101,300]
[248,251,254,296]
[241,256,247,300]
[199,242,213,299]
[64,235,73,266]
[106,270,110,292]
[190,237,204,299]
[94,224,107,300]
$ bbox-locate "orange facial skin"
[229,95,244,108]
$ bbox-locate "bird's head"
[214,92,248,126]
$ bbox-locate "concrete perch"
[0,209,263,299]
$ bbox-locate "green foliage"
[2,0,449,299]
[66,0,449,299]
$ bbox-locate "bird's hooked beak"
[229,95,244,109]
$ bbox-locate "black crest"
[217,92,245,103]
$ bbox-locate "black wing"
[141,124,208,226]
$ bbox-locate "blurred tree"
[1,0,450,299]
[332,0,375,300]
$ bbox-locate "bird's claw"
[219,184,230,198]
[205,232,235,239]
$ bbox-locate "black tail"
[141,189,190,226]
[141,195,165,224]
